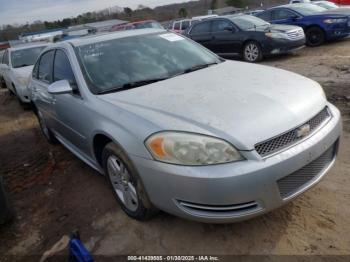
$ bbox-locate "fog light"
[271,49,280,54]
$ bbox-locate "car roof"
[67,28,166,47]
[8,42,49,52]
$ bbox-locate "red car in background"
[329,0,350,4]
[111,20,163,31]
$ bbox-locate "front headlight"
[17,76,29,87]
[324,18,347,24]
[145,132,244,166]
[265,32,288,39]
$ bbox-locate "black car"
[184,15,306,62]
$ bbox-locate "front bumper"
[262,38,306,56]
[325,23,350,40]
[132,103,342,223]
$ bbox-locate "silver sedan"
[29,29,342,223]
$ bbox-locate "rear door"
[210,19,242,55]
[188,21,213,50]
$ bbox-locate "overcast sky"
[0,0,190,25]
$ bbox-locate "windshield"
[230,15,270,30]
[75,33,221,94]
[11,46,46,68]
[134,22,163,29]
[290,4,327,15]
[314,1,338,9]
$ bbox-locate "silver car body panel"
[29,29,342,222]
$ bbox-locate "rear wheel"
[102,142,157,221]
[305,26,325,47]
[243,41,263,62]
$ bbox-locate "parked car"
[329,0,350,4]
[0,50,5,89]
[29,29,341,223]
[111,20,163,31]
[256,3,350,46]
[313,1,350,14]
[0,43,47,104]
[168,16,218,34]
[184,15,305,62]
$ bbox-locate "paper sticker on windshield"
[159,33,184,42]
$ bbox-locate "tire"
[37,110,58,144]
[243,41,263,62]
[0,78,6,89]
[305,26,325,47]
[102,142,157,221]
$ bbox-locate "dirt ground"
[0,38,350,261]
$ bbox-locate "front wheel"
[102,142,157,221]
[243,41,263,62]
[305,27,325,47]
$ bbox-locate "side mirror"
[48,80,73,95]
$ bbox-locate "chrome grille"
[287,29,305,40]
[277,144,336,199]
[255,107,331,157]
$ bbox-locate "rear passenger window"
[190,21,211,35]
[38,50,54,83]
[53,50,76,86]
[272,9,296,20]
[212,20,234,32]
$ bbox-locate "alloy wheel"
[107,155,139,212]
[244,43,259,62]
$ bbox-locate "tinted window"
[11,46,46,68]
[0,51,4,63]
[257,10,272,21]
[182,20,190,30]
[212,20,234,32]
[174,22,181,30]
[76,33,220,93]
[53,50,76,85]
[190,21,211,34]
[273,9,297,20]
[230,15,269,30]
[38,51,54,83]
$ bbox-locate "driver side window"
[272,9,297,20]
[38,50,55,83]
[53,50,77,86]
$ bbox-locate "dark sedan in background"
[256,4,350,46]
[184,15,305,62]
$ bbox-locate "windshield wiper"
[14,64,31,68]
[97,77,168,95]
[182,62,219,74]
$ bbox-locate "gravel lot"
[0,38,350,261]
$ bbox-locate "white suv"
[0,43,47,104]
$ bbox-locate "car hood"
[13,65,34,79]
[99,61,326,150]
[248,24,302,33]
